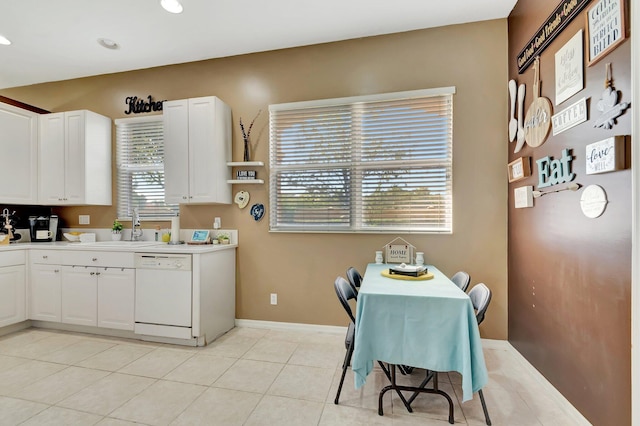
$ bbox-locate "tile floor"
[0,326,585,425]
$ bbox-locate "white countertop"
[0,241,237,254]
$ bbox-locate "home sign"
[124,95,165,115]
[536,148,575,188]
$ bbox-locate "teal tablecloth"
[352,263,488,402]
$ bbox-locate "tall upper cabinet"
[39,110,112,205]
[163,96,232,204]
[0,102,38,204]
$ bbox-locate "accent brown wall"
[508,1,631,424]
[0,20,509,339]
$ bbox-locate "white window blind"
[269,88,454,233]
[115,115,179,219]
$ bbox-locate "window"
[115,115,179,219]
[269,88,454,233]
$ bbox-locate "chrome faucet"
[131,208,143,241]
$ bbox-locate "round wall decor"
[250,203,265,221]
[234,191,250,209]
[580,185,607,218]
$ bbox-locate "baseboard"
[234,320,589,424]
[235,319,346,335]
[0,320,31,337]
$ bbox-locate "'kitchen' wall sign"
[124,95,166,115]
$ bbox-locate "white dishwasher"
[134,253,193,339]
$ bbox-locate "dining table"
[351,263,488,421]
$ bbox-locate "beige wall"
[1,20,509,339]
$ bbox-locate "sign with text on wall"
[124,95,166,114]
[516,0,591,74]
[585,136,626,175]
[383,237,415,264]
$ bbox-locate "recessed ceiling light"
[0,35,11,45]
[97,38,119,50]
[160,0,183,14]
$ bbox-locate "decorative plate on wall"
[250,203,265,221]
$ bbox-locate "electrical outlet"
[270,293,277,305]
[79,215,90,225]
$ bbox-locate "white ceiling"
[0,0,516,90]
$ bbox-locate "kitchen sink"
[81,241,165,247]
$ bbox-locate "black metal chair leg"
[334,340,354,404]
[478,389,491,425]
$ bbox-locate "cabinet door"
[38,112,66,204]
[188,97,231,204]
[97,268,134,330]
[0,103,38,204]
[163,99,190,203]
[30,264,61,322]
[0,265,26,327]
[188,97,216,203]
[61,266,97,326]
[64,111,86,204]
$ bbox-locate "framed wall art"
[586,0,626,66]
[555,30,583,105]
[508,157,531,183]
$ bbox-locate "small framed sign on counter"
[383,237,415,264]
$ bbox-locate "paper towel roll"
[171,215,180,243]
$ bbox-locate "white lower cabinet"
[29,250,135,331]
[0,264,26,327]
[61,266,98,327]
[98,268,135,331]
[30,263,62,322]
[60,265,135,330]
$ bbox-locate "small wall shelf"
[227,161,265,184]
[227,179,265,184]
[227,161,264,167]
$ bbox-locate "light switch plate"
[79,215,90,225]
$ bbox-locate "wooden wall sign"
[536,148,575,188]
[524,58,553,148]
[124,95,166,115]
[555,30,584,105]
[594,63,629,129]
[586,0,626,66]
[552,97,588,135]
[508,157,532,183]
[514,186,534,208]
[516,0,592,74]
[585,136,625,174]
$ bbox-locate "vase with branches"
[239,110,261,162]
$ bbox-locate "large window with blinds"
[115,115,179,219]
[269,88,454,233]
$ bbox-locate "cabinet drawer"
[0,250,25,267]
[62,250,134,268]
[30,250,62,265]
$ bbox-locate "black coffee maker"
[29,215,59,242]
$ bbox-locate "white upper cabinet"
[39,110,112,205]
[0,102,38,204]
[164,96,231,204]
